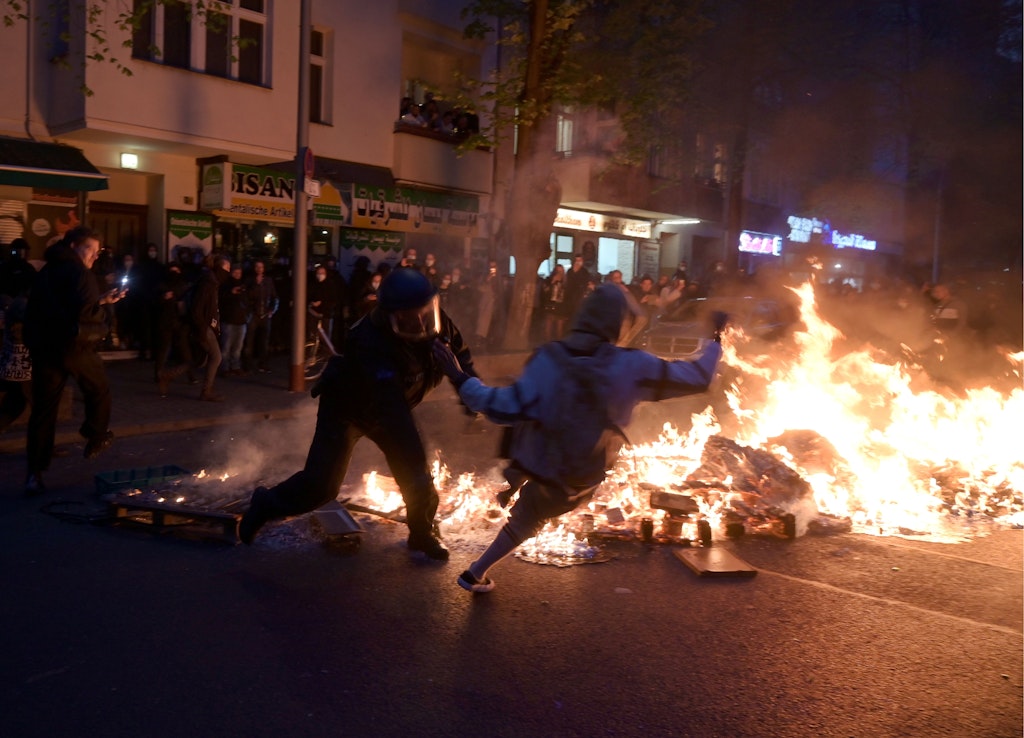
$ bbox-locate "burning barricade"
[104,283,1023,559]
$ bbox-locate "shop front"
[544,207,655,282]
[345,184,480,277]
[0,137,109,259]
[782,213,902,291]
[197,158,480,279]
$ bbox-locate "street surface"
[0,363,1021,737]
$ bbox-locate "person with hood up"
[238,268,478,561]
[433,283,728,593]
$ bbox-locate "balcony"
[554,152,723,222]
[392,125,492,195]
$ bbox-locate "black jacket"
[189,268,220,332]
[25,242,108,356]
[313,308,476,428]
[219,275,250,326]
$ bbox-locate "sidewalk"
[0,349,528,453]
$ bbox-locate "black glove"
[432,338,471,387]
[710,311,729,342]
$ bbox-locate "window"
[541,233,576,276]
[131,1,154,59]
[131,0,268,85]
[309,28,331,124]
[556,109,574,156]
[162,1,192,68]
[238,18,264,84]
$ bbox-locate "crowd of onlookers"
[0,232,1019,419]
[395,93,480,139]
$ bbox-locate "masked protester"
[238,267,478,560]
[433,284,728,592]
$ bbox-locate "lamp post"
[290,0,312,391]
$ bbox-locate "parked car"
[640,296,797,359]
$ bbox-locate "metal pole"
[290,0,312,391]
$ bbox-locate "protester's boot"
[407,525,450,561]
[238,486,274,545]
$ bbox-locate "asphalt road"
[1,401,1021,738]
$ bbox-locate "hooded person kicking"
[432,283,728,593]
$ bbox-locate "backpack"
[537,341,627,491]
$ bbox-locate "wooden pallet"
[108,495,241,542]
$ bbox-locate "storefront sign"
[351,185,478,236]
[554,207,652,239]
[312,181,350,227]
[831,230,876,251]
[738,230,782,255]
[200,162,296,224]
[337,227,405,277]
[168,210,214,255]
[786,215,828,243]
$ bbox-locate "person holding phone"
[23,227,126,494]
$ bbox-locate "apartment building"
[0,0,495,276]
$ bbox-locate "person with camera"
[23,227,127,494]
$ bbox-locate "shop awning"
[266,156,394,189]
[0,137,108,191]
[315,157,394,189]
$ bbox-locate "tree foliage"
[460,0,708,349]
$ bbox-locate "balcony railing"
[392,124,492,195]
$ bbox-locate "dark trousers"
[243,316,272,370]
[154,320,194,378]
[265,385,439,537]
[196,326,222,392]
[0,379,30,433]
[27,345,111,473]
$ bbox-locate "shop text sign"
[787,214,876,251]
[201,162,296,223]
[554,208,652,239]
[739,230,782,255]
[352,185,478,236]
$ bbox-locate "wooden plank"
[674,546,758,578]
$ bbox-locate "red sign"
[303,147,315,179]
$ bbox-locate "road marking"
[871,537,1024,573]
[757,567,1023,638]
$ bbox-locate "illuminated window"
[556,108,574,156]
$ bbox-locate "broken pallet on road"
[108,494,242,543]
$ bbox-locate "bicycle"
[303,318,337,381]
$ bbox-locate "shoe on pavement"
[199,389,224,402]
[407,531,450,561]
[457,569,495,593]
[238,486,272,545]
[25,473,45,497]
[83,430,114,460]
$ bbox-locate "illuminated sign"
[554,208,652,239]
[200,162,296,223]
[831,230,876,251]
[738,230,782,255]
[787,213,877,251]
[786,215,828,243]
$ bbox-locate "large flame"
[351,284,1024,553]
